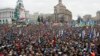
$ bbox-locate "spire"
[17,0,24,7]
[59,0,62,4]
[17,0,23,3]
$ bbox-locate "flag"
[7,32,12,40]
[19,29,22,35]
[38,38,41,44]
[81,30,85,39]
[52,36,56,47]
[88,28,94,53]
[59,29,63,36]
[97,32,99,37]
[93,29,96,38]
[89,29,94,39]
[61,30,64,35]
[15,43,21,51]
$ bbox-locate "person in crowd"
[0,24,99,56]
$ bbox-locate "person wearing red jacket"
[90,50,96,56]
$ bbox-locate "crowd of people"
[0,23,100,56]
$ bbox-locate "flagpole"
[88,25,93,53]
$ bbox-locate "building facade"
[96,11,100,20]
[83,14,92,21]
[94,11,100,25]
[0,8,14,24]
[0,8,31,24]
[54,0,72,23]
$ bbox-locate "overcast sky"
[0,0,100,20]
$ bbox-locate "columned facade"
[0,8,14,24]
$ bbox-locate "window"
[6,19,8,23]
[3,20,5,24]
